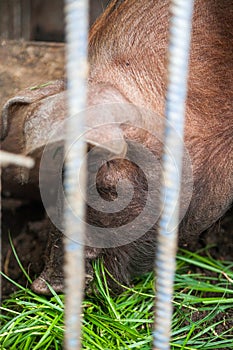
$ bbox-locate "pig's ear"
[1,79,65,140]
[85,83,142,157]
[85,124,127,157]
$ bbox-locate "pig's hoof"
[31,275,64,295]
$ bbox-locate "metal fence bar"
[0,0,31,40]
[64,1,89,349]
[153,1,195,349]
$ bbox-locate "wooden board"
[0,40,65,112]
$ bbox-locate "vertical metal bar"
[153,1,195,349]
[0,0,31,40]
[64,1,89,349]
[13,0,21,39]
[21,0,31,40]
[0,0,11,39]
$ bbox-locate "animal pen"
[0,1,195,349]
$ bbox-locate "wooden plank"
[0,0,31,39]
[0,40,65,111]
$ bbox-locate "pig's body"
[88,0,233,238]
[81,0,232,288]
[2,0,233,293]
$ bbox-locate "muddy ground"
[2,201,233,296]
[2,199,233,296]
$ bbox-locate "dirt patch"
[1,200,47,296]
[2,200,233,297]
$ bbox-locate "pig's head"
[1,76,192,294]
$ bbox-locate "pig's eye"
[88,159,109,174]
[88,160,100,173]
[87,146,112,174]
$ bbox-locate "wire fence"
[0,1,194,349]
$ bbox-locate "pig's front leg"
[31,219,100,295]
[31,220,64,295]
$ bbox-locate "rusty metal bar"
[153,1,195,349]
[64,0,89,349]
[12,0,21,39]
[21,0,31,40]
[0,0,31,40]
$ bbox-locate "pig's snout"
[87,158,148,229]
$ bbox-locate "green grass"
[1,248,233,350]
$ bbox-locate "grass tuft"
[1,248,233,349]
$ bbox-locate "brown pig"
[1,0,233,294]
